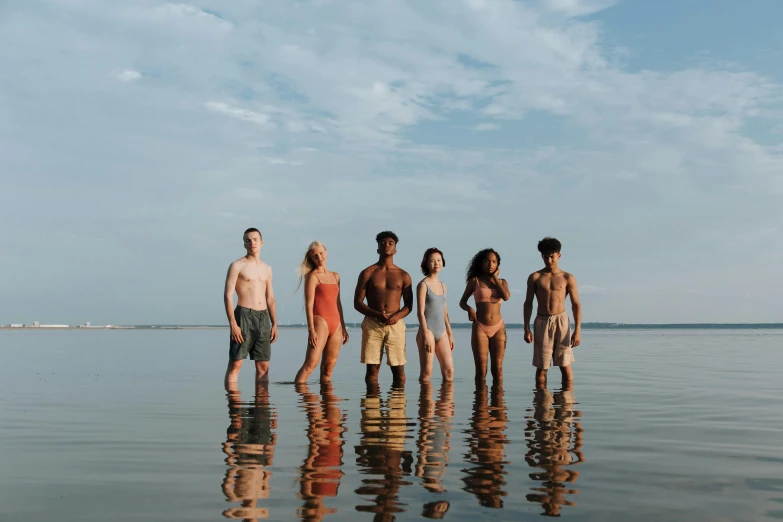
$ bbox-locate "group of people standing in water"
[223,228,582,388]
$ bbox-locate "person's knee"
[442,366,454,381]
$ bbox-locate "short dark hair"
[376,231,399,244]
[243,227,262,238]
[420,248,445,275]
[538,237,561,256]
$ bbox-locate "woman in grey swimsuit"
[415,248,455,382]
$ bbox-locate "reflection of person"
[415,248,455,382]
[354,383,413,520]
[353,231,413,386]
[523,237,582,387]
[525,385,584,517]
[461,382,509,508]
[222,381,278,520]
[296,382,347,521]
[294,241,349,383]
[224,227,278,384]
[459,249,511,383]
[415,381,455,495]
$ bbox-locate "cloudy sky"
[2,0,782,325]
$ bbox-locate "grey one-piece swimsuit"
[424,282,447,341]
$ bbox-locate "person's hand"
[270,324,278,343]
[467,308,476,322]
[386,313,399,326]
[342,327,350,345]
[375,310,389,324]
[492,268,501,282]
[449,335,455,351]
[571,330,581,347]
[524,330,533,344]
[308,328,318,348]
[230,324,244,344]
[424,332,435,353]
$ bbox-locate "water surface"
[1,328,782,520]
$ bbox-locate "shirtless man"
[354,231,413,386]
[523,237,582,387]
[224,228,278,384]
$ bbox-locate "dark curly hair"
[465,248,501,282]
[376,230,399,244]
[537,237,562,256]
[420,247,445,275]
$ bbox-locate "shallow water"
[1,328,782,521]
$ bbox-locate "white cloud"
[474,123,500,131]
[204,102,274,128]
[112,68,141,82]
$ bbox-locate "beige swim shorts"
[361,317,407,366]
[532,311,574,369]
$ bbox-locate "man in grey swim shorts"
[224,227,278,384]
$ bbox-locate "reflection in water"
[222,381,278,521]
[295,382,347,521]
[415,381,454,518]
[461,383,510,508]
[355,383,414,521]
[524,386,584,517]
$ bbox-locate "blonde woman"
[295,242,349,383]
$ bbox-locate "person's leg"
[295,317,329,383]
[433,334,454,382]
[387,321,407,386]
[559,364,573,385]
[255,360,270,383]
[225,359,244,385]
[471,322,490,383]
[361,317,383,384]
[536,368,548,387]
[365,364,381,384]
[488,324,507,383]
[417,328,435,382]
[319,329,343,382]
[390,365,406,387]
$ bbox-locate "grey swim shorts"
[229,306,272,361]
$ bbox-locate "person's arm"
[335,273,349,345]
[266,267,278,343]
[567,274,581,347]
[224,262,243,344]
[491,271,511,301]
[304,273,318,348]
[443,284,454,350]
[458,279,477,321]
[353,269,385,321]
[387,272,413,324]
[523,274,535,344]
[415,281,435,352]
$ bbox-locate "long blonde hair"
[296,241,326,293]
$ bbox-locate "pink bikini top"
[473,278,501,304]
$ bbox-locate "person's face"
[309,245,327,267]
[377,238,397,256]
[482,252,499,275]
[428,253,443,275]
[243,232,263,254]
[542,252,561,269]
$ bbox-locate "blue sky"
[1,0,781,325]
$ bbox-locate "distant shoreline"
[2,322,782,330]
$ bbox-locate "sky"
[1,0,782,325]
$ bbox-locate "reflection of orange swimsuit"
[473,278,504,338]
[313,274,341,336]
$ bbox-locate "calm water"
[1,328,782,521]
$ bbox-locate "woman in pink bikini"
[459,248,511,383]
[294,241,349,383]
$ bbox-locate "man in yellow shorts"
[354,231,413,386]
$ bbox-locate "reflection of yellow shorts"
[361,317,406,366]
